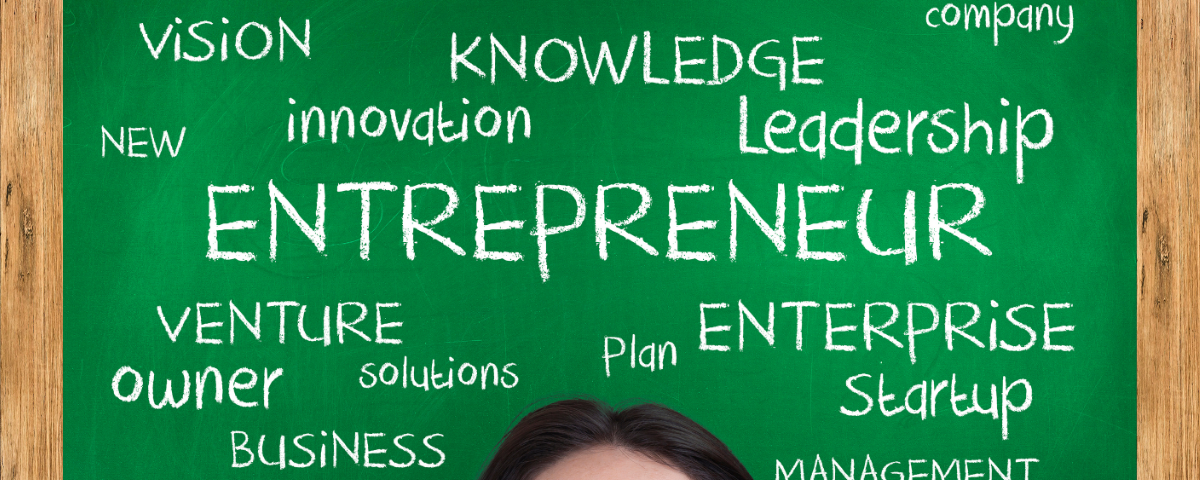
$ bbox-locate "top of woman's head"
[479,399,753,480]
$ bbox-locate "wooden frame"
[1,0,63,478]
[1137,0,1200,477]
[0,0,1194,477]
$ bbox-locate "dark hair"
[480,399,752,480]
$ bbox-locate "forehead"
[532,446,691,480]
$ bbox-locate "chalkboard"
[63,0,1136,478]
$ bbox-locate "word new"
[100,126,186,158]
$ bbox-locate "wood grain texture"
[1139,0,1200,478]
[0,0,1195,478]
[0,0,63,479]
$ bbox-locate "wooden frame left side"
[0,0,64,478]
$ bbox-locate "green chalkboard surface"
[64,0,1135,478]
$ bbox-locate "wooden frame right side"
[1138,0,1200,477]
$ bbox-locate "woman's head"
[479,399,752,480]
